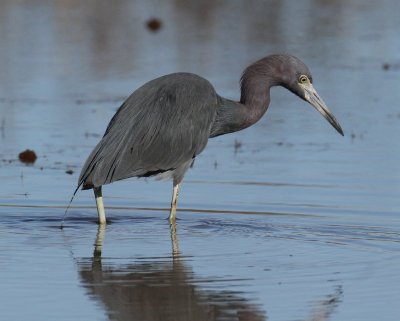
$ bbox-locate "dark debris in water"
[214,160,218,169]
[234,139,242,154]
[65,169,74,175]
[387,112,400,119]
[350,131,364,142]
[18,149,37,164]
[382,62,400,71]
[0,117,5,138]
[274,141,294,148]
[146,18,163,32]
[2,159,15,164]
[75,96,126,105]
[85,132,101,139]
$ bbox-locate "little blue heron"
[77,54,343,224]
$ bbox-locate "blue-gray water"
[0,1,399,320]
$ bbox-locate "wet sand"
[1,1,400,320]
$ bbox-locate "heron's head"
[276,55,344,136]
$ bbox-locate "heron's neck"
[210,74,276,138]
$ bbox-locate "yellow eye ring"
[299,75,308,84]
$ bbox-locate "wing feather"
[79,73,218,188]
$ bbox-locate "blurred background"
[1,0,399,212]
[0,1,399,321]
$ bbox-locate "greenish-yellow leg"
[168,183,180,223]
[94,186,106,224]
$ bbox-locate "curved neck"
[240,73,275,126]
[210,68,278,138]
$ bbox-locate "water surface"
[0,1,399,320]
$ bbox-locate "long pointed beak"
[300,83,344,136]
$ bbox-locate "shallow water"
[1,1,400,320]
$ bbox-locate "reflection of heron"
[305,286,343,321]
[76,54,343,224]
[80,224,343,321]
[79,223,267,321]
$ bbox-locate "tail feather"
[61,182,83,229]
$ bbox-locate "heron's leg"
[168,183,180,223]
[94,186,106,224]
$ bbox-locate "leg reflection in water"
[93,223,106,258]
[82,223,342,321]
[81,222,267,321]
[170,221,180,257]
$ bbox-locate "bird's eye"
[299,75,309,84]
